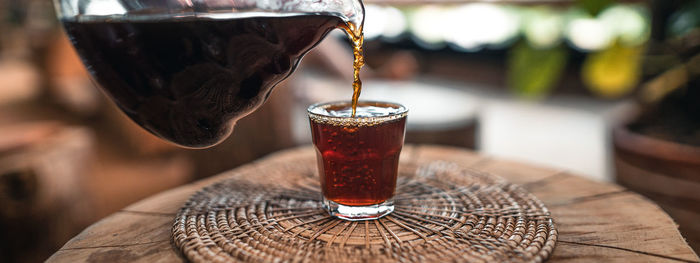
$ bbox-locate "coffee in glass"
[308,101,407,220]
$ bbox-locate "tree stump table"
[47,145,699,262]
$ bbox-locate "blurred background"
[0,0,698,261]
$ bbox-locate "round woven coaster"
[173,159,557,262]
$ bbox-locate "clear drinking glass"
[53,0,364,148]
[308,101,407,220]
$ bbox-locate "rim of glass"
[307,100,408,126]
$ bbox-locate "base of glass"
[323,197,394,221]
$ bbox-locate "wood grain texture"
[47,145,699,262]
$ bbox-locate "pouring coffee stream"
[56,0,365,148]
[338,22,366,117]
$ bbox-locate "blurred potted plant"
[505,0,649,98]
[612,0,700,252]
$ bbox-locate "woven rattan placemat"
[173,160,557,262]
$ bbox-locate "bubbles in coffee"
[309,101,407,206]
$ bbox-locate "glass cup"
[308,101,408,220]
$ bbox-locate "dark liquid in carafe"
[62,15,343,147]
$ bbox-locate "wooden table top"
[47,145,699,262]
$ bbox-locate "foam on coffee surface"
[308,101,407,127]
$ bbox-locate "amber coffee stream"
[63,13,365,147]
[339,23,365,117]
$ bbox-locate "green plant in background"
[506,0,649,99]
[507,42,567,98]
[508,7,567,98]
[639,0,700,105]
[365,1,654,99]
[576,0,614,16]
[581,4,648,98]
[668,0,700,38]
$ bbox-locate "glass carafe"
[54,0,364,148]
